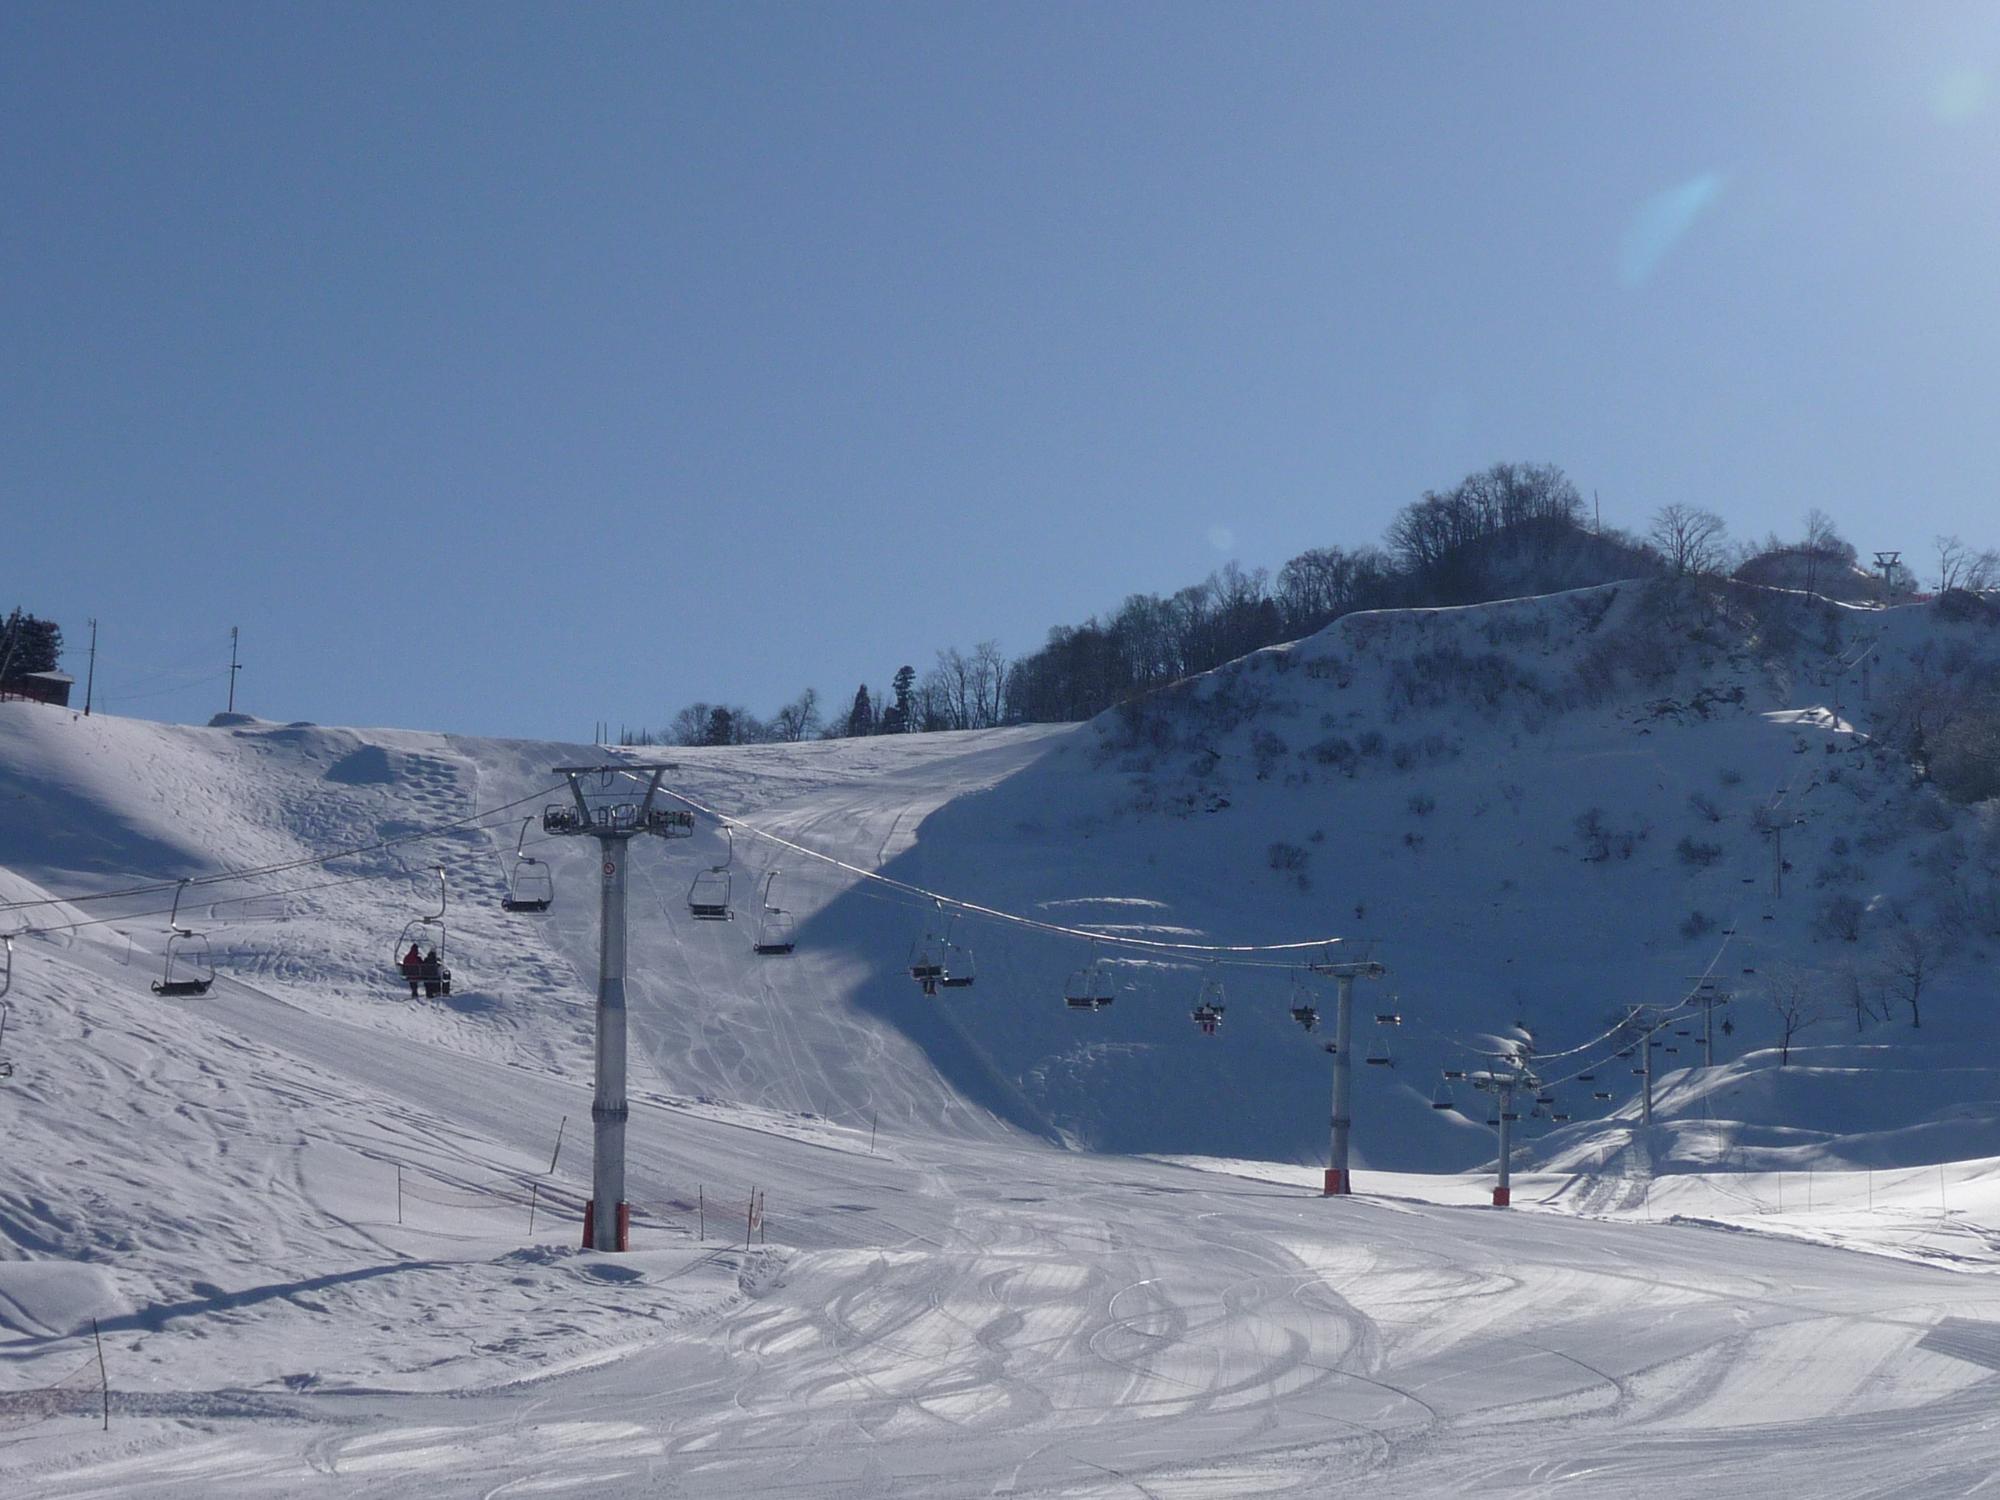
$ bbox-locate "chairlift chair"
[500,817,554,913]
[1063,954,1115,1012]
[753,871,795,955]
[1364,1038,1394,1067]
[393,868,452,997]
[909,906,947,986]
[1592,1090,1612,1101]
[1189,970,1226,1034]
[1290,1003,1320,1032]
[688,829,735,921]
[937,913,976,989]
[1429,1082,1454,1110]
[152,881,215,997]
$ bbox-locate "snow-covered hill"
[6,579,2000,1496]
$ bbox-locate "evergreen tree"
[846,684,874,737]
[701,706,736,746]
[0,609,61,678]
[888,664,916,732]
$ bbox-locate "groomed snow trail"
[6,681,2000,1496]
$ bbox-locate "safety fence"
[0,1320,108,1431]
[386,1162,771,1247]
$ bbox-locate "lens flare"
[1618,172,1725,288]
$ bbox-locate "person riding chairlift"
[401,942,424,998]
[420,947,445,999]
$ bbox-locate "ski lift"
[0,1002,11,1080]
[1364,1011,1397,1066]
[1592,1090,1612,1101]
[1063,950,1116,1012]
[938,912,976,989]
[152,881,215,997]
[500,817,554,913]
[1429,1082,1454,1110]
[1500,1110,1520,1122]
[1577,1072,1595,1082]
[1190,969,1226,1035]
[1287,970,1318,1030]
[753,870,795,955]
[687,828,734,921]
[909,906,947,994]
[1535,1092,1555,1106]
[1551,1112,1571,1123]
[0,933,10,1001]
[392,867,452,997]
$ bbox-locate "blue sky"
[6,3,1996,737]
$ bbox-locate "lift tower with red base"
[1309,952,1386,1196]
[543,765,693,1252]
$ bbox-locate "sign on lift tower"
[542,764,694,1251]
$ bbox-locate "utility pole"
[541,764,693,1251]
[226,626,242,714]
[1642,1021,1655,1129]
[84,618,97,716]
[1310,952,1385,1196]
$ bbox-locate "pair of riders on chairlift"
[399,943,448,998]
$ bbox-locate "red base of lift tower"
[1323,1168,1350,1196]
[1492,1186,1511,1208]
[581,1200,632,1251]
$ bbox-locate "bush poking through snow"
[1676,835,1723,868]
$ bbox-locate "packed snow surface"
[5,581,2000,1495]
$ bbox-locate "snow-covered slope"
[7,582,2000,1496]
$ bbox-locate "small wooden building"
[0,670,74,707]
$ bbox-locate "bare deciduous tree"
[1935,535,2000,594]
[771,687,820,743]
[1883,924,1939,1028]
[1764,963,1828,1065]
[1649,504,1730,577]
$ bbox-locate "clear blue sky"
[6,3,1996,737]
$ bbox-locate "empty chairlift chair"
[1365,1012,1400,1067]
[500,817,554,913]
[1063,953,1116,1012]
[753,871,795,955]
[152,881,215,998]
[937,914,976,989]
[688,829,734,921]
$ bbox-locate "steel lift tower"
[1309,951,1386,1196]
[543,765,693,1251]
